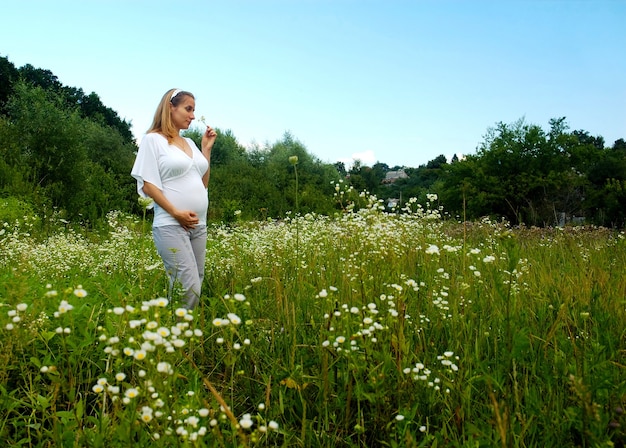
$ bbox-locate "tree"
[334,161,347,177]
[441,118,596,225]
[0,56,19,113]
[4,82,138,224]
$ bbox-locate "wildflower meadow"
[1,187,626,447]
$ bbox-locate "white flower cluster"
[401,351,459,393]
[5,302,28,330]
[322,299,387,351]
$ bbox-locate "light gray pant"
[152,225,207,310]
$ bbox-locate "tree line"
[1,55,624,228]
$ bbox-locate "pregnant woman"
[131,88,217,309]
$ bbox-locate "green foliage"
[440,117,626,227]
[181,129,341,221]
[0,197,37,225]
[0,80,137,226]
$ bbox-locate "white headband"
[170,89,182,102]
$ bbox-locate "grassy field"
[1,193,626,447]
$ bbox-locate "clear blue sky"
[2,0,624,168]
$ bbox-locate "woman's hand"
[201,126,217,153]
[174,210,200,231]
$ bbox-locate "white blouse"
[131,133,209,227]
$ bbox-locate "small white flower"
[156,362,172,374]
[239,414,253,429]
[212,318,227,327]
[227,313,242,325]
[58,300,74,314]
[125,388,139,399]
[187,416,200,428]
[425,244,440,255]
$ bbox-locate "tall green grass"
[1,193,625,447]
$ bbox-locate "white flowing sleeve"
[131,134,162,207]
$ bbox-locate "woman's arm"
[201,126,218,188]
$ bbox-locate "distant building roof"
[382,169,408,184]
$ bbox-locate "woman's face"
[170,95,196,130]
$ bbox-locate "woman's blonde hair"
[147,88,195,142]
